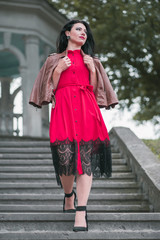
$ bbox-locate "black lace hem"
[50,138,78,185]
[50,137,112,186]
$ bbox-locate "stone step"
[0,186,140,194]
[0,140,50,144]
[0,147,52,152]
[0,142,50,147]
[0,165,131,173]
[0,193,148,205]
[0,152,121,159]
[0,158,127,165]
[0,139,50,143]
[0,204,150,213]
[0,213,159,232]
[0,172,135,180]
[0,200,148,206]
[1,230,160,240]
[0,153,122,160]
[0,182,139,189]
[0,178,135,184]
[0,182,140,194]
[0,153,52,159]
[0,147,116,154]
[0,146,118,153]
[0,141,115,149]
[0,188,140,194]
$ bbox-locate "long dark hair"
[56,19,95,57]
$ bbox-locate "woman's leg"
[74,173,93,227]
[60,174,75,210]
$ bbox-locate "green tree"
[48,0,160,128]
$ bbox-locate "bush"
[143,139,160,160]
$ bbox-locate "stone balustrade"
[0,112,22,136]
[110,127,160,212]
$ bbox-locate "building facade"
[0,0,66,137]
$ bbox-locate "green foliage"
[48,0,160,128]
[143,139,160,160]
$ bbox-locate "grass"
[142,139,160,160]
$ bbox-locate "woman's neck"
[66,42,81,51]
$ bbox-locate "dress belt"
[78,85,101,122]
[55,83,93,91]
[54,84,101,122]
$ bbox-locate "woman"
[29,19,118,232]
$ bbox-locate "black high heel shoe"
[73,206,88,232]
[63,190,76,213]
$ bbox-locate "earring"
[67,36,70,40]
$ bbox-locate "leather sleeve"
[29,55,58,108]
[94,58,118,109]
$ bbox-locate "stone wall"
[110,127,160,212]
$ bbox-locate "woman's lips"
[79,36,85,40]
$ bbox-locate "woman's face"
[66,23,87,47]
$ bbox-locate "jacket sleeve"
[29,55,57,108]
[94,58,118,109]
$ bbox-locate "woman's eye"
[76,27,87,35]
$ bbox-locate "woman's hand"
[84,55,97,92]
[83,55,95,73]
[52,57,71,90]
[56,56,71,74]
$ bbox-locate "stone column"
[0,77,13,135]
[22,35,42,137]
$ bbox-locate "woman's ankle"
[64,194,75,210]
[74,211,86,227]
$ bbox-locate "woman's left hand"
[83,55,95,73]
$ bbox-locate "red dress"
[50,49,111,185]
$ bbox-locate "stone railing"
[0,112,22,136]
[109,127,160,212]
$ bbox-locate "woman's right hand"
[56,56,71,74]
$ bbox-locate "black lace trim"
[50,138,78,185]
[50,137,112,186]
[79,138,112,178]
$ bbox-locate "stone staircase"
[0,136,160,239]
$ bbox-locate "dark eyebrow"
[76,26,87,32]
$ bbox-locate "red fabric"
[49,49,110,174]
